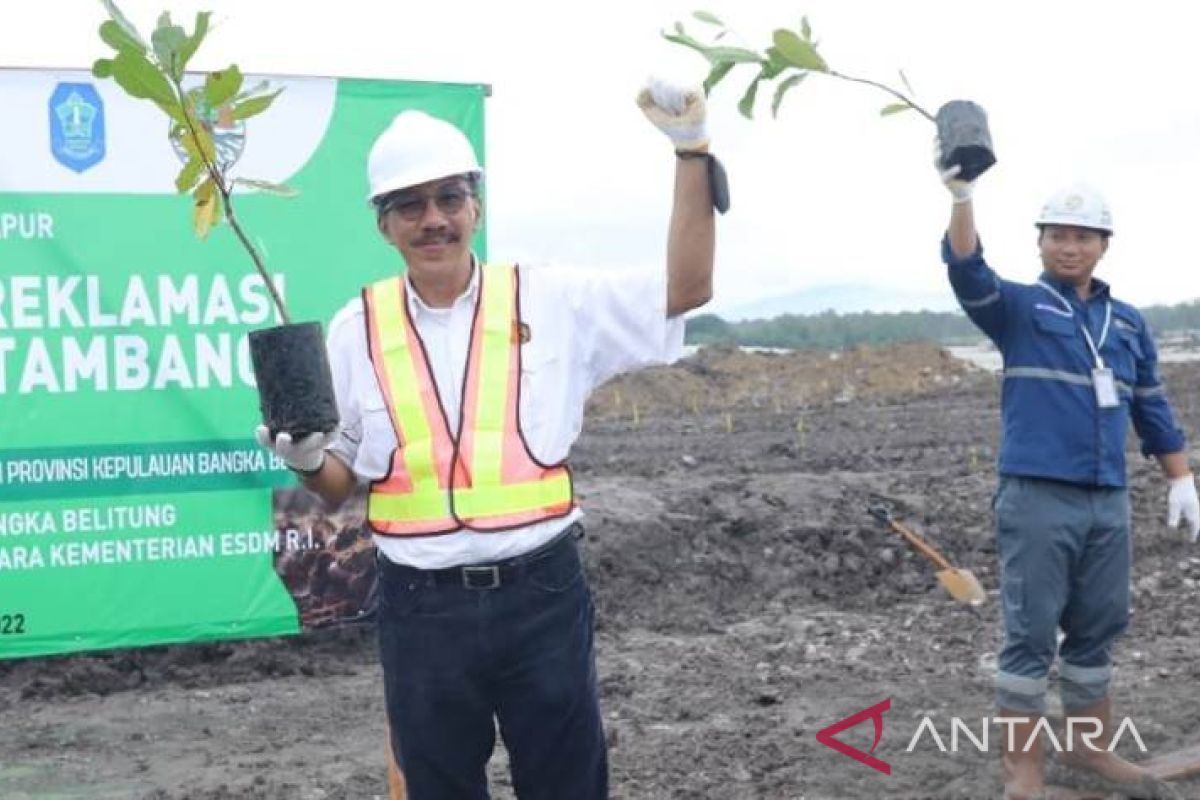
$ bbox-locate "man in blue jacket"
[938,151,1198,800]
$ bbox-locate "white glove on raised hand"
[1167,474,1200,541]
[933,138,973,204]
[637,77,708,152]
[255,424,331,475]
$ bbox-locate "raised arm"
[666,153,715,316]
[937,139,978,260]
[936,140,1007,345]
[637,78,716,317]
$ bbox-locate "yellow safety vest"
[363,264,574,536]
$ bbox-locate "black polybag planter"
[249,322,338,439]
[935,100,996,182]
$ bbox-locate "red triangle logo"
[815,698,892,775]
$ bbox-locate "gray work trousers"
[992,475,1131,714]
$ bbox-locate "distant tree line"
[686,300,1200,350]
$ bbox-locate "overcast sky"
[4,0,1198,316]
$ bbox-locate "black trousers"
[377,526,607,799]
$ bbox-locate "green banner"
[0,69,488,659]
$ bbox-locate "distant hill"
[687,295,1200,351]
[715,283,959,321]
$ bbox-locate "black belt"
[377,522,583,590]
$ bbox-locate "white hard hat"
[1034,184,1113,234]
[366,110,482,203]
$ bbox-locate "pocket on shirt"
[1100,326,1143,386]
[1032,311,1075,338]
[1116,327,1144,360]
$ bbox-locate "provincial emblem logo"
[49,82,106,173]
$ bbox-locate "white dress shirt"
[324,260,684,568]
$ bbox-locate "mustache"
[412,229,461,247]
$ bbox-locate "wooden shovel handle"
[887,519,954,571]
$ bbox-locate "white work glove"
[1167,474,1200,541]
[637,77,709,152]
[933,138,973,204]
[254,424,331,475]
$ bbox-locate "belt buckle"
[462,565,501,590]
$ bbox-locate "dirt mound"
[586,342,978,419]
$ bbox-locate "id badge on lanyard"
[1092,367,1119,408]
[1037,282,1118,409]
[1082,303,1118,408]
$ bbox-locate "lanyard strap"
[1036,281,1111,368]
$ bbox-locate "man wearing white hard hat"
[257,80,721,798]
[937,153,1194,799]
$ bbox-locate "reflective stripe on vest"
[364,264,574,536]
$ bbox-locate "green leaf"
[151,22,188,79]
[99,0,149,51]
[193,174,214,201]
[693,10,723,26]
[234,79,270,101]
[880,102,913,116]
[702,61,735,96]
[92,58,114,79]
[175,116,218,165]
[110,48,177,108]
[761,47,790,80]
[176,11,211,75]
[737,76,761,119]
[662,29,712,59]
[234,178,298,197]
[801,16,812,41]
[772,29,827,71]
[203,66,244,108]
[231,88,283,120]
[898,69,915,96]
[191,127,218,165]
[155,96,187,124]
[174,156,205,193]
[771,72,808,118]
[99,19,144,55]
[704,46,763,65]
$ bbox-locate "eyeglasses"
[379,187,473,221]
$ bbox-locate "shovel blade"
[936,568,986,605]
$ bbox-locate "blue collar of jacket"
[1036,271,1112,306]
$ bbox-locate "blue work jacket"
[943,237,1184,487]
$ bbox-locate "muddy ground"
[3,343,1200,799]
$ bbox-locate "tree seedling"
[664,11,995,181]
[93,0,292,321]
[92,0,338,437]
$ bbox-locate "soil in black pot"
[250,321,339,439]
